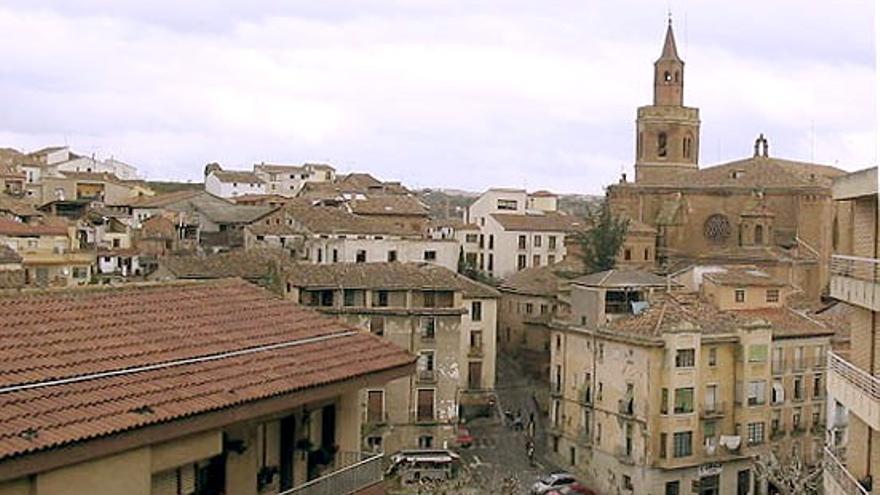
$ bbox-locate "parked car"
[455,427,474,448]
[547,483,598,495]
[530,472,578,494]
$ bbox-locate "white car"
[530,473,578,494]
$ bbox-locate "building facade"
[549,268,833,495]
[824,166,878,495]
[284,262,498,454]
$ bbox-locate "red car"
[455,427,474,448]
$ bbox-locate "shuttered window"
[367,390,384,423]
[417,389,434,422]
[151,464,196,495]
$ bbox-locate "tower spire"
[660,18,682,61]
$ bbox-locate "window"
[673,388,694,414]
[548,236,557,250]
[488,253,494,272]
[659,433,667,458]
[548,254,555,265]
[416,389,435,422]
[387,250,398,262]
[375,290,389,307]
[497,199,517,211]
[748,344,768,363]
[366,390,384,423]
[708,347,717,366]
[518,235,527,249]
[418,435,433,448]
[644,247,651,260]
[488,235,494,250]
[660,388,669,414]
[755,224,764,244]
[525,303,534,314]
[812,410,821,428]
[813,374,823,398]
[419,351,435,372]
[532,254,541,267]
[735,289,745,303]
[737,470,751,495]
[766,289,780,303]
[672,431,692,458]
[343,289,357,306]
[423,291,436,308]
[72,267,88,279]
[423,250,437,261]
[471,301,482,321]
[369,317,385,336]
[675,349,695,368]
[657,132,668,157]
[517,255,527,270]
[420,317,436,340]
[624,248,632,261]
[534,235,542,247]
[665,481,680,495]
[793,376,804,401]
[623,475,633,491]
[747,422,765,445]
[355,250,366,263]
[465,233,478,243]
[747,380,766,406]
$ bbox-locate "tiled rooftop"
[490,212,584,232]
[0,278,414,461]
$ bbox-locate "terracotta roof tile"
[703,266,787,287]
[500,258,583,296]
[0,278,414,461]
[286,262,500,299]
[0,218,68,237]
[211,170,263,184]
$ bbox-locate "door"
[468,361,482,390]
[321,405,336,450]
[279,415,295,491]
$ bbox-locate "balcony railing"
[824,447,869,495]
[829,352,880,402]
[417,369,437,384]
[280,452,383,495]
[831,255,880,311]
[700,402,726,418]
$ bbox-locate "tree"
[573,199,629,274]
[752,451,822,495]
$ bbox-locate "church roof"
[651,156,846,190]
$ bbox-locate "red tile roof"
[0,278,414,461]
[0,218,68,237]
[490,212,585,232]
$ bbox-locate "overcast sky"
[0,1,875,194]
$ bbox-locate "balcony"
[281,451,384,495]
[417,369,437,384]
[827,351,880,430]
[468,343,484,358]
[615,446,636,465]
[830,255,880,311]
[700,402,726,419]
[618,398,635,417]
[824,447,869,495]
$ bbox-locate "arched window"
[755,225,764,245]
[664,71,672,82]
[657,132,668,158]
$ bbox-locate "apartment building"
[0,217,93,287]
[497,257,581,383]
[245,202,458,271]
[465,188,582,279]
[0,278,414,495]
[204,163,266,198]
[549,268,834,495]
[824,166,878,495]
[284,262,499,454]
[253,162,336,197]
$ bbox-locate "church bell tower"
[634,20,701,184]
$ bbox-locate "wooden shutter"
[417,389,434,421]
[367,390,384,422]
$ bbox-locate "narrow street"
[459,352,562,493]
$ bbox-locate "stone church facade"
[608,21,850,300]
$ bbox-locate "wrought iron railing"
[280,452,383,495]
[824,446,869,495]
